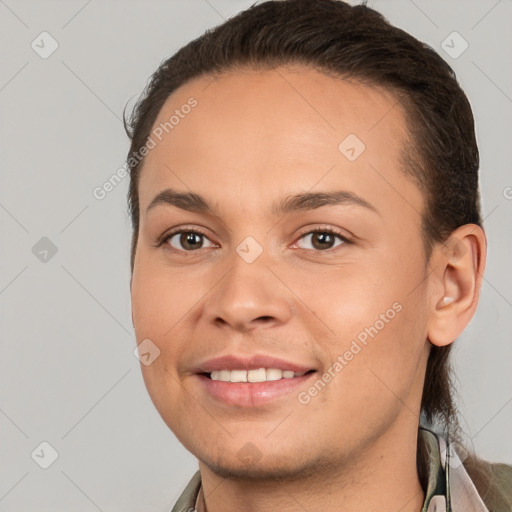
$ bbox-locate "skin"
[130,65,486,512]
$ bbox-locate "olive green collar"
[420,426,448,511]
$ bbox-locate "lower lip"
[196,372,316,407]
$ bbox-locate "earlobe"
[427,224,487,348]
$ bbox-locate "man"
[126,0,512,510]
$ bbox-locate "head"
[126,0,486,486]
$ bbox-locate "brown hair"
[125,0,491,496]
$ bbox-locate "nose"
[203,250,293,333]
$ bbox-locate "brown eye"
[296,230,349,252]
[163,229,215,251]
[178,232,203,250]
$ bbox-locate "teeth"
[266,368,282,381]
[230,370,247,382]
[209,368,305,383]
[247,368,266,382]
[219,369,230,381]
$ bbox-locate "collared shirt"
[170,426,512,512]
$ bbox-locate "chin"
[199,449,331,483]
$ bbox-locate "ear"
[427,224,487,347]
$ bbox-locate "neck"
[196,419,425,512]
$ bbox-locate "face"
[130,65,433,479]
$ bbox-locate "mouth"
[192,353,319,407]
[195,368,318,407]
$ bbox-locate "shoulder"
[465,458,512,511]
[485,462,512,510]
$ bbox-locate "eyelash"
[157,225,353,254]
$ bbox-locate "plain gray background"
[1,0,511,510]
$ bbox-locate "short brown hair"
[124,0,486,493]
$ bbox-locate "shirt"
[170,426,512,512]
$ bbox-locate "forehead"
[137,64,420,222]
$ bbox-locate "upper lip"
[195,354,317,374]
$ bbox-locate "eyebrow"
[146,188,379,217]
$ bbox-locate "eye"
[158,226,352,254]
[294,228,351,253]
[161,228,216,251]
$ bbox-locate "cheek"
[300,258,427,407]
[298,306,426,446]
[130,258,201,386]
[131,263,190,426]
[131,257,189,339]
[334,296,427,418]
[292,262,402,343]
